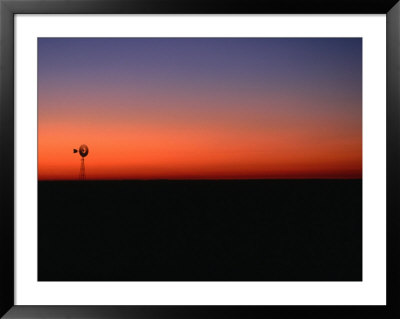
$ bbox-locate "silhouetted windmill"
[73,144,89,180]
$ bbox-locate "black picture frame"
[1,0,399,318]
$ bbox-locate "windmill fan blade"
[73,149,78,153]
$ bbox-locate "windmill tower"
[73,144,89,180]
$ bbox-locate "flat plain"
[38,179,362,281]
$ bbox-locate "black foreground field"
[38,180,362,281]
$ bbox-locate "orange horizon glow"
[38,106,362,180]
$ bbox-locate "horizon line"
[38,177,362,182]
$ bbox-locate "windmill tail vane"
[73,144,89,181]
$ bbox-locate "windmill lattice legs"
[79,158,85,180]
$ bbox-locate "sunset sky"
[38,38,362,180]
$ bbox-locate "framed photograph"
[1,0,399,318]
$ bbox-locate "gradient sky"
[38,38,362,180]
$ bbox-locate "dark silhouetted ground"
[38,179,362,281]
